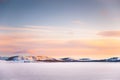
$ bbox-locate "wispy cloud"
[72,20,84,24]
[1,33,120,58]
[98,30,120,37]
[1,25,120,58]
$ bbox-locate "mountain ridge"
[0,56,120,63]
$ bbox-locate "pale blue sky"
[0,0,119,29]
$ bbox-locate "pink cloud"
[98,30,120,37]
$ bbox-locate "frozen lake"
[0,62,120,80]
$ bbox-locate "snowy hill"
[1,56,120,63]
[7,56,57,62]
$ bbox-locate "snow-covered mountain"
[106,57,120,62]
[7,56,57,62]
[1,56,120,62]
[0,57,9,60]
[79,58,91,61]
[60,57,77,62]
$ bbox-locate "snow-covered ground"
[0,62,120,80]
[0,60,7,63]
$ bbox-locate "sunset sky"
[0,0,120,59]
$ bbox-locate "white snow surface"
[0,62,120,80]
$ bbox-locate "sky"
[0,0,120,59]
